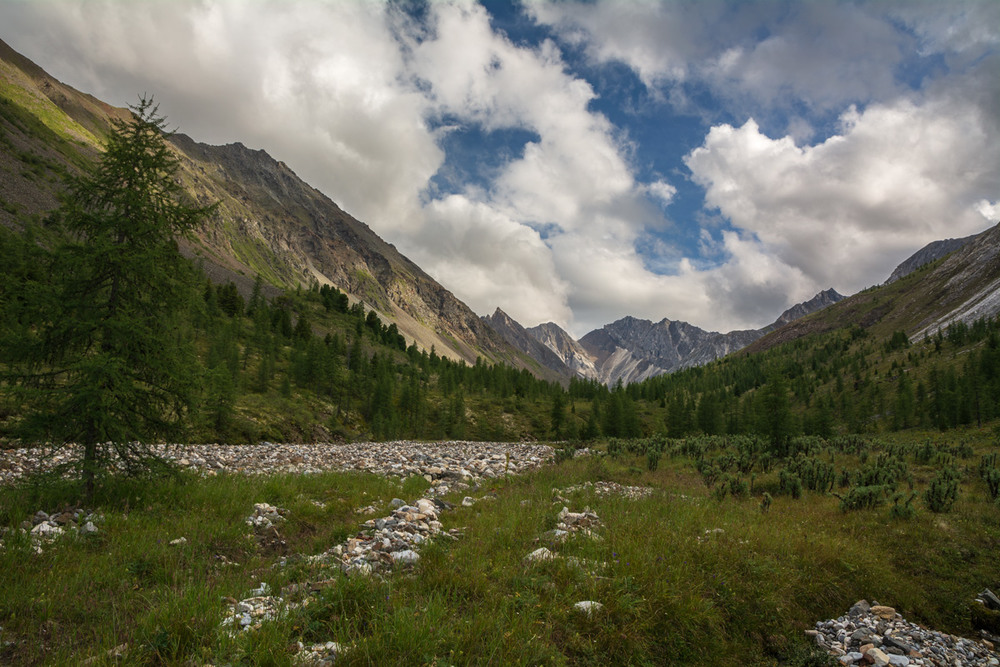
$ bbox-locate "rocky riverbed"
[810,600,999,666]
[0,440,555,486]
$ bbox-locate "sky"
[1,0,998,337]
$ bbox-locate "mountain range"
[2,36,998,387]
[485,289,845,386]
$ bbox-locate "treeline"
[5,209,999,446]
[619,317,1000,439]
[185,270,569,443]
[5,94,997,496]
[160,284,1000,446]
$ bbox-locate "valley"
[1,28,999,667]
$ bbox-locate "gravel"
[0,440,555,486]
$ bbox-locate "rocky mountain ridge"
[0,38,537,371]
[885,234,978,284]
[484,289,845,386]
[4,37,997,387]
[574,289,844,386]
[527,321,599,379]
[744,221,1000,355]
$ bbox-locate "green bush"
[889,491,917,520]
[646,447,662,472]
[924,467,960,513]
[837,485,888,512]
[778,469,802,499]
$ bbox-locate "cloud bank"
[0,0,997,337]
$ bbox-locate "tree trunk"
[83,440,98,503]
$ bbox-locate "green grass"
[1,433,998,665]
[0,63,102,151]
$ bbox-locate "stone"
[525,547,555,563]
[169,537,187,546]
[573,600,603,614]
[871,606,897,620]
[982,590,1000,612]
[849,600,871,618]
[80,521,98,535]
[415,499,437,517]
[865,647,890,666]
[52,512,75,525]
[814,603,1000,667]
[249,582,271,596]
[31,522,63,537]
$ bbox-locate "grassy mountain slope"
[745,223,1000,356]
[0,38,541,373]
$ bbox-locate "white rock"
[249,582,270,596]
[525,547,555,563]
[31,522,63,537]
[415,499,437,517]
[574,601,604,614]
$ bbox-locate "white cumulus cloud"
[685,93,1000,295]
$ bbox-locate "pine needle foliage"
[0,96,213,499]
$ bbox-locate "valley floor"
[1,433,999,666]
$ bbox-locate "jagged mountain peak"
[885,234,978,284]
[498,289,848,386]
[768,288,845,329]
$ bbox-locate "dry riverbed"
[0,440,556,487]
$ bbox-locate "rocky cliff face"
[885,235,978,284]
[910,223,1000,339]
[763,289,846,331]
[481,310,575,382]
[577,317,758,386]
[745,223,1000,355]
[573,291,845,386]
[527,322,599,380]
[170,135,525,366]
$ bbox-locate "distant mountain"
[527,322,599,380]
[746,222,1000,355]
[885,234,978,284]
[0,37,534,371]
[762,289,845,331]
[485,290,845,386]
[480,309,576,382]
[575,290,844,386]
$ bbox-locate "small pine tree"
[924,467,960,513]
[1,97,213,499]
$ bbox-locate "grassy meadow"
[1,427,999,666]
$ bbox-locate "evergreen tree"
[0,97,213,499]
[550,390,566,439]
[759,371,795,454]
[246,274,264,317]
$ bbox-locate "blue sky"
[1,1,998,337]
